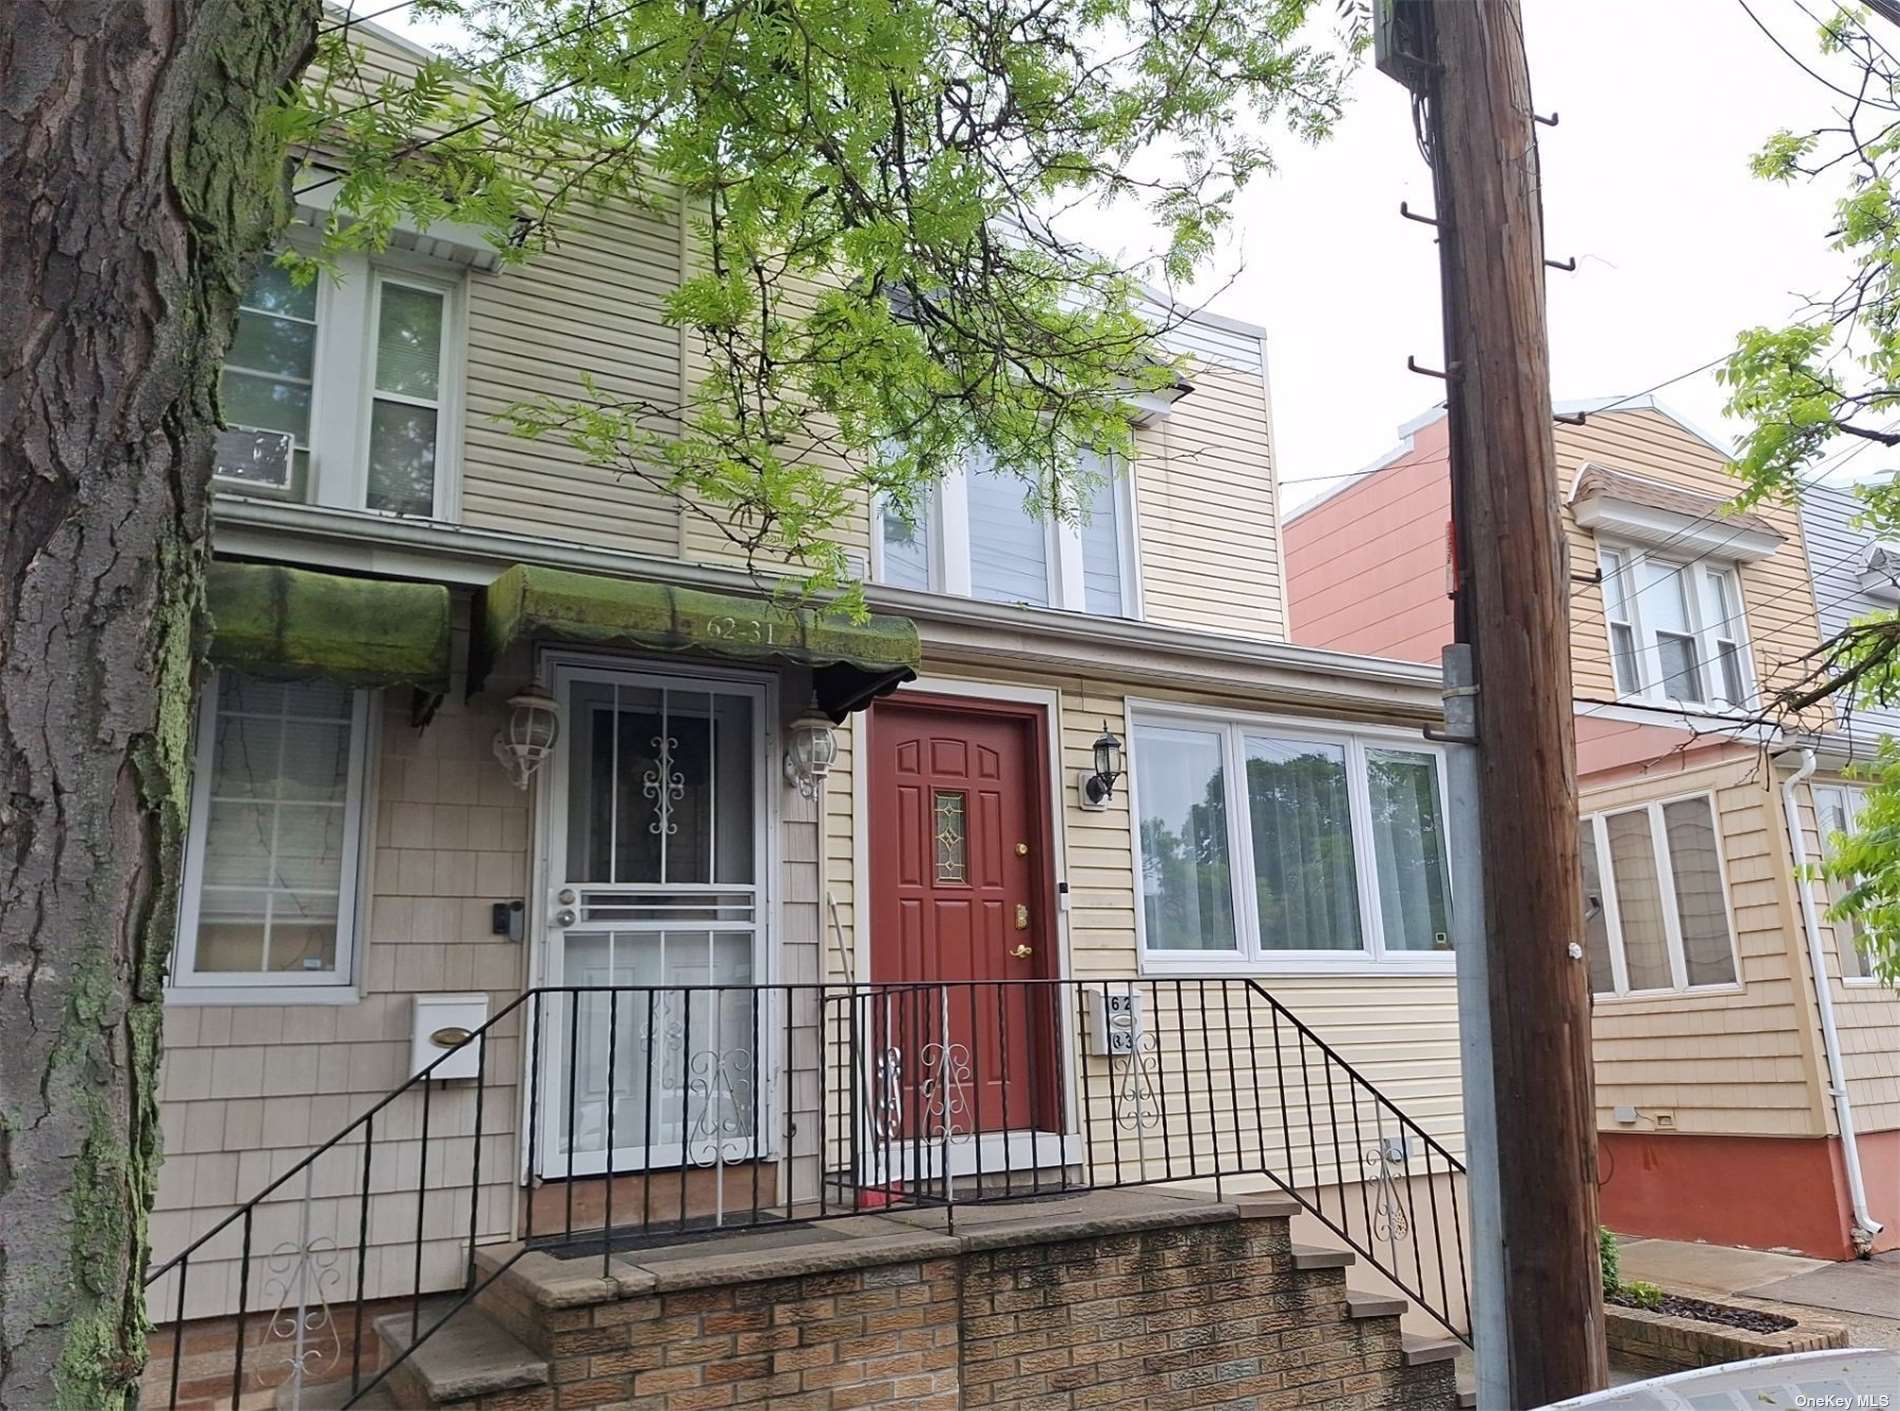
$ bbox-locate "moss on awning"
[475,564,920,718]
[207,561,453,693]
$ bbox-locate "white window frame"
[1127,702,1454,976]
[215,244,466,522]
[169,672,375,1004]
[1580,790,1743,1000]
[1811,782,1881,986]
[1596,543,1756,711]
[871,454,1143,618]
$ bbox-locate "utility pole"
[1398,1,1608,1404]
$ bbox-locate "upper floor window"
[1813,783,1878,982]
[1598,545,1753,709]
[215,250,463,521]
[1130,708,1452,970]
[172,672,371,997]
[1579,793,1739,998]
[874,448,1138,617]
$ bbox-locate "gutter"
[1777,748,1884,1252]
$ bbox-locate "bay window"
[172,673,371,996]
[1596,545,1754,709]
[214,250,462,520]
[1579,793,1739,997]
[1131,709,1451,969]
[873,448,1139,617]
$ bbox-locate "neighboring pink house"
[1284,397,1900,1262]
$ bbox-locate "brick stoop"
[438,1187,1462,1410]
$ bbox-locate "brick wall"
[467,1203,1456,1411]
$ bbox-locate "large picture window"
[1579,793,1739,997]
[173,672,371,993]
[1596,545,1754,709]
[1131,709,1452,969]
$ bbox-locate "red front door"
[868,698,1058,1135]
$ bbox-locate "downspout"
[1778,748,1884,1251]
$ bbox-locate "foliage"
[1721,5,1900,986]
[1599,1224,1621,1298]
[1621,1280,1665,1311]
[292,0,1365,605]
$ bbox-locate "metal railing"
[143,977,1470,1410]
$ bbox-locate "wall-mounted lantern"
[783,704,839,800]
[492,684,561,790]
[1077,722,1125,811]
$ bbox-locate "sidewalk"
[1617,1236,1900,1351]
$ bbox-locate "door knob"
[1011,944,1034,960]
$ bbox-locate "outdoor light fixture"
[1077,722,1125,811]
[493,684,561,790]
[783,701,838,799]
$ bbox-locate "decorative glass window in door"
[547,676,765,1174]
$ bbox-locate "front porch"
[143,975,1470,1410]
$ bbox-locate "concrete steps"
[373,1299,548,1409]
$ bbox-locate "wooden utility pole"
[1418,1,1608,1403]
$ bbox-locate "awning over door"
[207,561,453,692]
[474,564,920,719]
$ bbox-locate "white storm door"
[536,664,769,1180]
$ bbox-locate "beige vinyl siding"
[1581,752,1828,1137]
[1135,330,1286,641]
[1796,777,1900,1134]
[1558,411,1822,710]
[832,663,1463,1162]
[150,684,528,1322]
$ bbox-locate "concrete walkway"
[1617,1236,1900,1352]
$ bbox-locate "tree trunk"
[0,3,317,1405]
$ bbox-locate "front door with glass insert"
[537,663,767,1179]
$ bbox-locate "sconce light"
[783,703,838,800]
[1077,722,1124,811]
[492,684,561,790]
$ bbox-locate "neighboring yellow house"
[144,21,1475,1408]
[1286,397,1900,1262]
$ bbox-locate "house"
[1284,397,1900,1262]
[142,21,1474,1411]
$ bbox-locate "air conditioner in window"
[211,427,293,491]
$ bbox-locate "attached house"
[1284,397,1900,1262]
[143,22,1475,1411]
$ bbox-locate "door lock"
[557,888,577,906]
[1015,842,1029,857]
[1014,903,1029,930]
[1011,944,1034,960]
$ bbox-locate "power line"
[1733,0,1900,110]
[319,0,420,37]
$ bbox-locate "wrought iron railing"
[143,977,1470,1410]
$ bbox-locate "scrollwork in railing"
[918,1040,972,1143]
[686,1047,754,1166]
[1112,1030,1162,1132]
[1364,1135,1412,1245]
[262,1171,342,1409]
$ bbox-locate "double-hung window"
[1596,545,1754,709]
[1130,710,1452,969]
[215,250,462,520]
[172,672,372,997]
[1579,793,1739,997]
[875,448,1139,617]
[1812,783,1879,982]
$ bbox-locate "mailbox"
[410,992,488,1081]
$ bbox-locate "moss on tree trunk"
[0,3,319,1405]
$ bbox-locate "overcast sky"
[1142,0,1866,507]
[388,1,1868,506]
